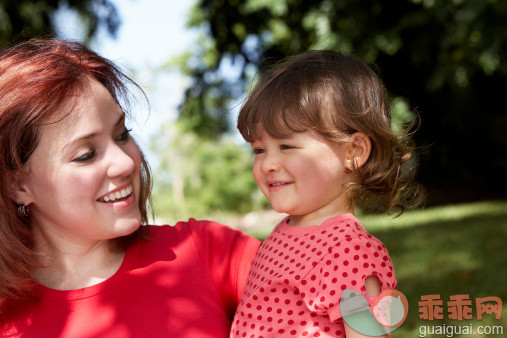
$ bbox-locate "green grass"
[246,200,507,337]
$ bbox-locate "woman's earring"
[16,204,29,217]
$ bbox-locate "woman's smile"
[97,184,136,209]
[98,184,133,202]
[19,78,143,245]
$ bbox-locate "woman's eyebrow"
[115,114,126,128]
[63,114,125,152]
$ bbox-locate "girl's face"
[18,79,142,247]
[251,129,355,227]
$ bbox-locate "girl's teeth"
[120,189,127,197]
[104,196,110,202]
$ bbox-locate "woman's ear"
[12,176,34,206]
[344,132,371,171]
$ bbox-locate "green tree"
[176,0,507,204]
[0,0,120,46]
[150,122,266,221]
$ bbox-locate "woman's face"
[18,79,143,247]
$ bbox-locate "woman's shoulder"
[143,219,260,248]
[132,220,238,268]
[138,220,260,282]
[146,218,244,236]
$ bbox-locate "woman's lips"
[98,184,133,203]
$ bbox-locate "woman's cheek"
[125,142,143,198]
[127,142,142,171]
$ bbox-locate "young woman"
[0,39,260,337]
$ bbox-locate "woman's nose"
[106,144,135,178]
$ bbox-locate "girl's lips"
[267,181,293,191]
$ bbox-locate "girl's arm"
[343,275,389,338]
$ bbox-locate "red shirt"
[3,219,260,337]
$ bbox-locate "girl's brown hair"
[0,39,153,309]
[238,50,424,213]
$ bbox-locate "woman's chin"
[113,217,142,238]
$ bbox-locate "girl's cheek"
[252,164,261,183]
[252,163,266,191]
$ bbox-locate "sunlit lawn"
[246,200,507,337]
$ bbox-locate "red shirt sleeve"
[186,219,261,318]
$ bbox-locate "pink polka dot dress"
[231,214,397,337]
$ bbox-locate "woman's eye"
[116,128,132,143]
[280,144,294,150]
[253,148,265,155]
[72,150,96,163]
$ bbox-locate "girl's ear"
[345,132,371,171]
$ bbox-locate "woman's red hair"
[0,39,152,315]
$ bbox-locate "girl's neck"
[288,203,355,228]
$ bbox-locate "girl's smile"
[251,129,355,227]
[266,180,294,191]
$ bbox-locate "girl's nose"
[260,153,280,173]
[106,144,135,178]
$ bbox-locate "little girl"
[231,50,422,337]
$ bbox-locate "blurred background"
[1,0,506,336]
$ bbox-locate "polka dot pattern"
[231,214,397,337]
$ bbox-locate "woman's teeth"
[100,185,133,202]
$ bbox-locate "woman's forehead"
[37,81,124,149]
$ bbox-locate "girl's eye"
[253,148,265,155]
[280,144,294,150]
[72,150,96,163]
[116,128,132,143]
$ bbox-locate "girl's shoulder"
[273,213,367,239]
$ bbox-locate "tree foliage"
[178,0,507,203]
[150,123,267,221]
[0,0,120,46]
